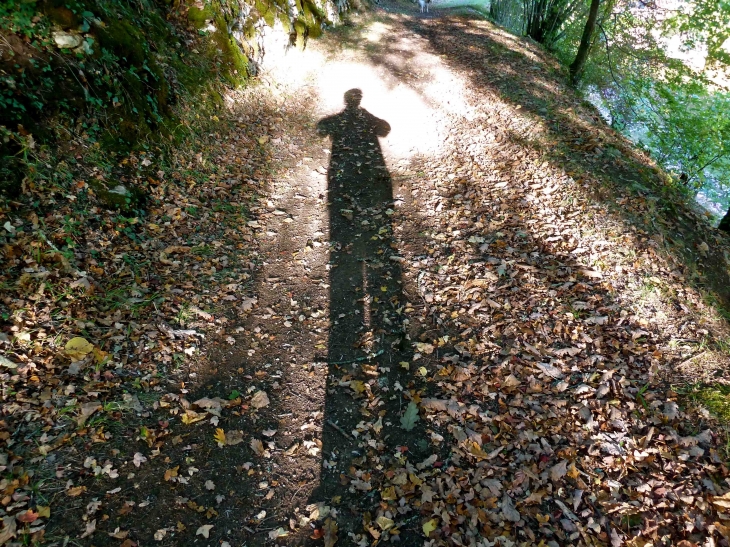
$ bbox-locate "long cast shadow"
[319,89,395,360]
[308,89,429,544]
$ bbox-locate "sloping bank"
[0,0,353,203]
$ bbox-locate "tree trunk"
[569,0,601,84]
[720,206,730,233]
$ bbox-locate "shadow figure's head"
[344,88,363,108]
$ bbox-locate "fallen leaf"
[269,527,288,539]
[414,342,435,354]
[196,524,213,538]
[36,506,51,518]
[108,528,129,539]
[164,466,179,481]
[194,397,223,416]
[133,452,147,468]
[77,401,102,426]
[323,517,338,547]
[501,374,521,389]
[400,401,420,431]
[501,495,521,522]
[214,428,226,446]
[67,485,87,497]
[226,430,245,445]
[251,438,265,456]
[16,510,38,524]
[0,516,16,544]
[80,519,96,539]
[65,337,94,360]
[423,518,438,536]
[250,390,270,409]
[550,460,568,482]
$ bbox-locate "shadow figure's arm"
[317,115,338,137]
[374,116,391,138]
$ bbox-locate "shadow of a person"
[308,90,426,543]
[317,89,396,360]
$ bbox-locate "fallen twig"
[327,349,385,365]
[326,420,353,440]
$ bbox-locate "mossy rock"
[44,6,82,29]
[209,24,248,84]
[277,10,293,31]
[188,5,216,29]
[294,20,307,49]
[254,0,278,28]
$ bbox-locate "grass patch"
[678,383,730,423]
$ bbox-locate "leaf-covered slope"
[0,0,349,198]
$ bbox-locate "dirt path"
[34,3,730,546]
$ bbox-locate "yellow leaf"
[181,410,206,425]
[408,473,423,486]
[66,485,86,497]
[65,337,93,360]
[567,463,580,479]
[258,135,269,144]
[376,516,394,531]
[423,518,438,536]
[36,506,50,518]
[381,286,388,292]
[350,381,365,394]
[400,361,410,370]
[418,367,428,377]
[468,441,489,460]
[381,486,396,500]
[214,428,226,446]
[164,466,179,481]
[92,347,108,365]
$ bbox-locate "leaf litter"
[2,3,730,547]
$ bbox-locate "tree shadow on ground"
[326,7,730,313]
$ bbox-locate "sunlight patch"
[364,21,391,43]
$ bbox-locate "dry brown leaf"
[250,438,265,456]
[323,517,338,547]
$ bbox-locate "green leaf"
[400,402,420,431]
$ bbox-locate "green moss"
[294,19,307,50]
[188,5,215,29]
[680,383,730,424]
[96,20,147,65]
[3,0,343,209]
[254,0,277,28]
[208,24,248,84]
[277,10,293,32]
